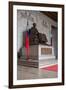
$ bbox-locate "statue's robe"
[28,27,39,45]
[23,26,48,46]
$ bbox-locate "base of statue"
[18,44,55,68]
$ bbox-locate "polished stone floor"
[39,59,57,68]
[17,60,58,80]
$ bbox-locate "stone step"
[18,60,38,68]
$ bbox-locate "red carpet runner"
[41,64,58,72]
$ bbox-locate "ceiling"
[42,11,58,22]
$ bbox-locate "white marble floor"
[17,59,58,80]
[39,59,57,68]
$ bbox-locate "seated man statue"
[28,23,39,45]
[23,23,48,46]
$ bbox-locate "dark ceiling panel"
[41,11,58,22]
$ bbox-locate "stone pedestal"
[20,45,55,68]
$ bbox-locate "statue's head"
[33,23,36,27]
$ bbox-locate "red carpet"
[41,64,58,72]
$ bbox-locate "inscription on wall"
[41,48,52,55]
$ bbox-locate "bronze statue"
[23,23,48,46]
[28,23,39,45]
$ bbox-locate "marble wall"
[17,10,57,52]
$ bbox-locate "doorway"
[51,26,58,59]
